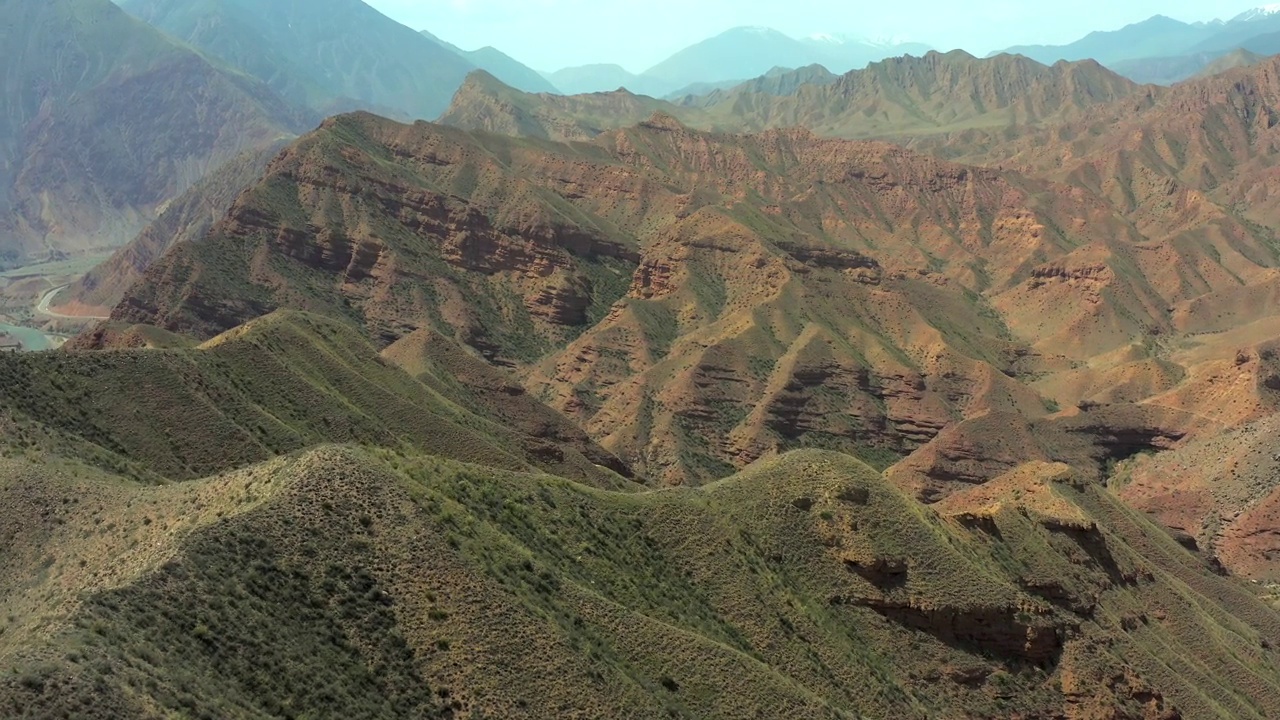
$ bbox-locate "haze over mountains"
[9,0,1280,717]
[999,6,1280,83]
[550,27,934,97]
[0,0,303,266]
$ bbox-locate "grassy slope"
[1,449,1278,718]
[0,310,627,489]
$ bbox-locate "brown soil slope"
[83,111,1222,484]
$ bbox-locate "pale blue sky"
[365,0,1262,72]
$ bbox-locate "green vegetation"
[5,445,1280,718]
[0,311,625,489]
[0,308,1278,717]
[629,300,680,359]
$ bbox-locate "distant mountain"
[684,51,1144,139]
[663,65,840,101]
[694,64,840,99]
[120,0,476,120]
[996,15,1219,66]
[998,9,1280,74]
[801,33,934,73]
[643,26,928,92]
[420,29,560,94]
[549,27,929,97]
[642,27,816,89]
[1231,4,1280,23]
[662,79,746,100]
[1107,52,1229,85]
[1194,47,1269,77]
[446,51,1143,142]
[1187,10,1280,55]
[0,0,302,266]
[1108,47,1273,85]
[546,64,671,97]
[440,71,688,141]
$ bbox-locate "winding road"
[36,284,109,320]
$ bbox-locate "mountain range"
[443,51,1144,142]
[8,1,1280,717]
[420,29,561,95]
[998,8,1280,84]
[548,26,932,97]
[117,0,479,120]
[81,53,1280,498]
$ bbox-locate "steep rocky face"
[887,404,1197,503]
[0,0,304,265]
[1119,410,1280,582]
[520,123,1144,483]
[92,112,1215,485]
[97,113,644,361]
[84,60,1280,490]
[922,56,1280,254]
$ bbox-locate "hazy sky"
[365,0,1263,72]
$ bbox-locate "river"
[0,322,58,351]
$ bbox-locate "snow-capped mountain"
[803,33,917,49]
[1231,4,1280,23]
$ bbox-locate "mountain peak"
[455,68,514,97]
[1231,4,1280,23]
[727,25,785,36]
[640,111,687,131]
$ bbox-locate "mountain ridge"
[547,25,931,98]
[444,51,1146,143]
[419,28,560,94]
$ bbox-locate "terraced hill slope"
[71,111,1173,483]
